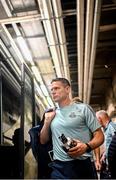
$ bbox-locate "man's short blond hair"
[96,110,109,118]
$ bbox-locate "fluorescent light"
[34,80,44,98]
[17,36,33,63]
[34,76,54,107]
[35,85,45,98]
[31,66,43,83]
[40,84,49,96]
[47,96,54,107]
[38,0,63,77]
[0,39,21,75]
[35,94,46,109]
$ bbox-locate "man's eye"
[51,87,59,91]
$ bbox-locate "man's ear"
[99,116,102,124]
[66,86,71,93]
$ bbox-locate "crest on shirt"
[69,112,76,118]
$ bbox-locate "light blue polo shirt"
[104,121,116,159]
[50,102,101,161]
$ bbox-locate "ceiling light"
[47,96,54,107]
[0,39,20,75]
[17,36,33,63]
[33,68,54,107]
[40,84,49,96]
[104,65,108,68]
[31,66,43,83]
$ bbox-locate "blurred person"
[108,112,116,179]
[40,78,104,179]
[108,131,116,179]
[94,147,101,171]
[71,96,83,103]
[96,110,116,179]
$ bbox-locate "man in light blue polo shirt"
[40,78,104,179]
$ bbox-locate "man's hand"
[44,108,56,125]
[95,160,101,171]
[68,140,88,158]
[100,152,106,163]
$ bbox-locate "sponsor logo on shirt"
[69,112,77,118]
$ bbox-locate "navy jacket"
[29,119,53,179]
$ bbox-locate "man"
[108,131,116,179]
[40,78,104,179]
[108,113,116,179]
[96,110,116,162]
[96,110,116,179]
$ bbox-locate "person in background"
[96,110,116,163]
[96,110,116,179]
[40,77,104,179]
[108,112,116,178]
[94,147,101,172]
[108,131,116,179]
[71,96,83,103]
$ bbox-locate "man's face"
[50,81,70,103]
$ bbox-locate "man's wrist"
[85,143,92,153]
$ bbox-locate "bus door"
[0,59,37,179]
[20,63,36,179]
[0,59,21,178]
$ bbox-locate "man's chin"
[53,98,59,102]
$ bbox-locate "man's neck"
[59,99,72,108]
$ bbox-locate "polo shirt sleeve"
[83,104,101,133]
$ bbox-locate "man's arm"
[68,128,104,158]
[88,128,104,149]
[94,147,101,171]
[39,110,56,144]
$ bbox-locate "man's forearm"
[94,147,100,161]
[39,110,56,144]
[39,122,51,144]
[88,128,104,150]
